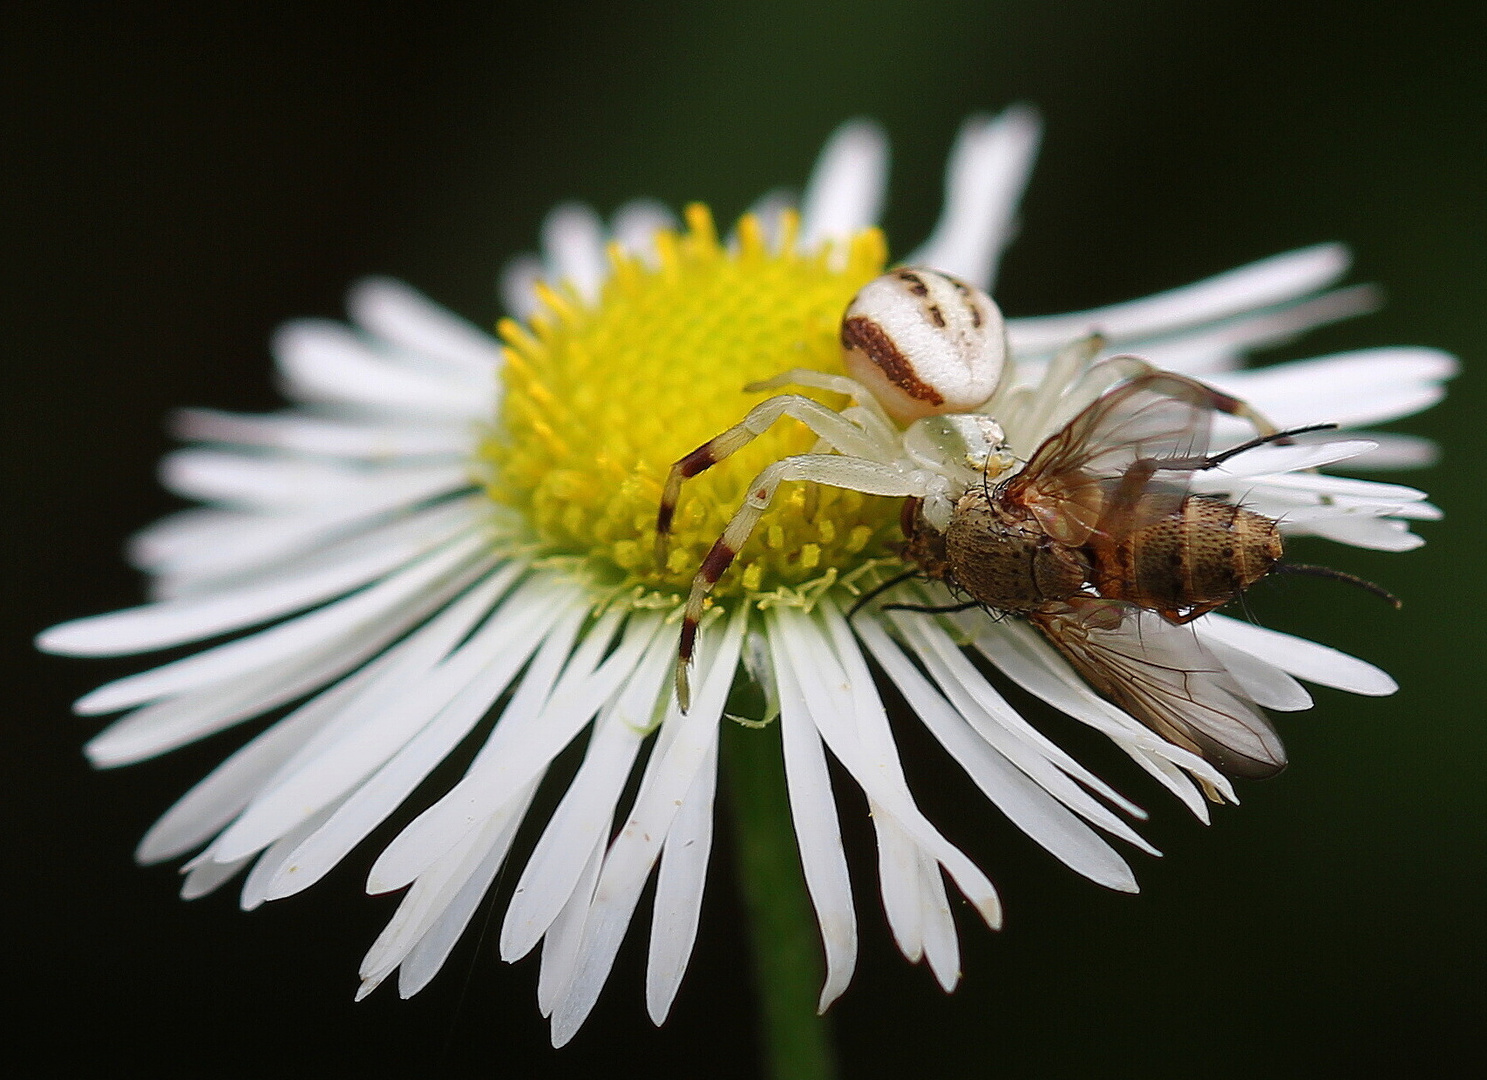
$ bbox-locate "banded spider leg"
[656,375,922,710]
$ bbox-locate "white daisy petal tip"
[905,103,1043,290]
[800,116,889,249]
[541,201,608,302]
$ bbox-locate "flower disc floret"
[482,204,900,599]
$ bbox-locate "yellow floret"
[480,203,904,603]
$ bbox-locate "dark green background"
[5,3,1482,1077]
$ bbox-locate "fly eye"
[840,268,1007,424]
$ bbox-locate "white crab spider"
[657,267,1018,709]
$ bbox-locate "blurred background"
[4,2,1482,1076]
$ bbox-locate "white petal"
[645,727,720,1024]
[1007,244,1351,356]
[1288,514,1425,551]
[862,615,1142,888]
[1195,614,1397,696]
[160,449,470,513]
[906,105,1042,291]
[547,608,745,1047]
[971,619,1233,812]
[82,556,503,766]
[1226,471,1429,503]
[1196,439,1377,480]
[611,200,678,264]
[744,188,796,251]
[764,617,857,1014]
[500,622,672,961]
[207,578,576,865]
[536,837,604,1017]
[805,607,1006,920]
[916,848,961,993]
[239,802,339,910]
[172,408,473,462]
[179,853,251,900]
[1336,432,1439,470]
[397,795,534,998]
[800,119,888,250]
[40,498,479,656]
[872,810,925,964]
[771,610,1008,976]
[260,574,562,899]
[500,254,544,320]
[1130,285,1379,376]
[1200,636,1313,712]
[134,643,401,863]
[541,203,607,303]
[358,818,495,996]
[1275,500,1438,526]
[896,604,1146,819]
[377,609,655,897]
[127,473,476,587]
[72,530,492,715]
[274,319,490,420]
[347,277,502,378]
[1208,347,1457,430]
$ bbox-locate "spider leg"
[675,453,925,710]
[742,368,895,428]
[743,367,873,398]
[655,393,892,565]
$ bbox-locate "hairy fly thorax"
[904,491,1087,613]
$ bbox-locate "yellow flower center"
[481,204,903,606]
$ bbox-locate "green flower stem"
[724,720,838,1080]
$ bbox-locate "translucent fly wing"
[1003,372,1221,546]
[1030,599,1287,780]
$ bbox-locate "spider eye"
[840,268,1006,424]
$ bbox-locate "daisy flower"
[39,108,1451,1051]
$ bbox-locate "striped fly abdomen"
[1093,496,1282,620]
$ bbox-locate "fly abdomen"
[1097,497,1282,616]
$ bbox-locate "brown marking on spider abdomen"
[1093,497,1282,615]
[841,315,945,409]
[895,269,930,296]
[945,277,984,327]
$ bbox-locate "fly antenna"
[849,568,922,617]
[1205,422,1338,467]
[1273,562,1402,608]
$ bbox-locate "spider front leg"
[674,453,924,710]
[654,392,892,565]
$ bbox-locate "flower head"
[39,108,1452,1045]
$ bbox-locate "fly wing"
[1030,599,1287,780]
[1003,372,1220,546]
